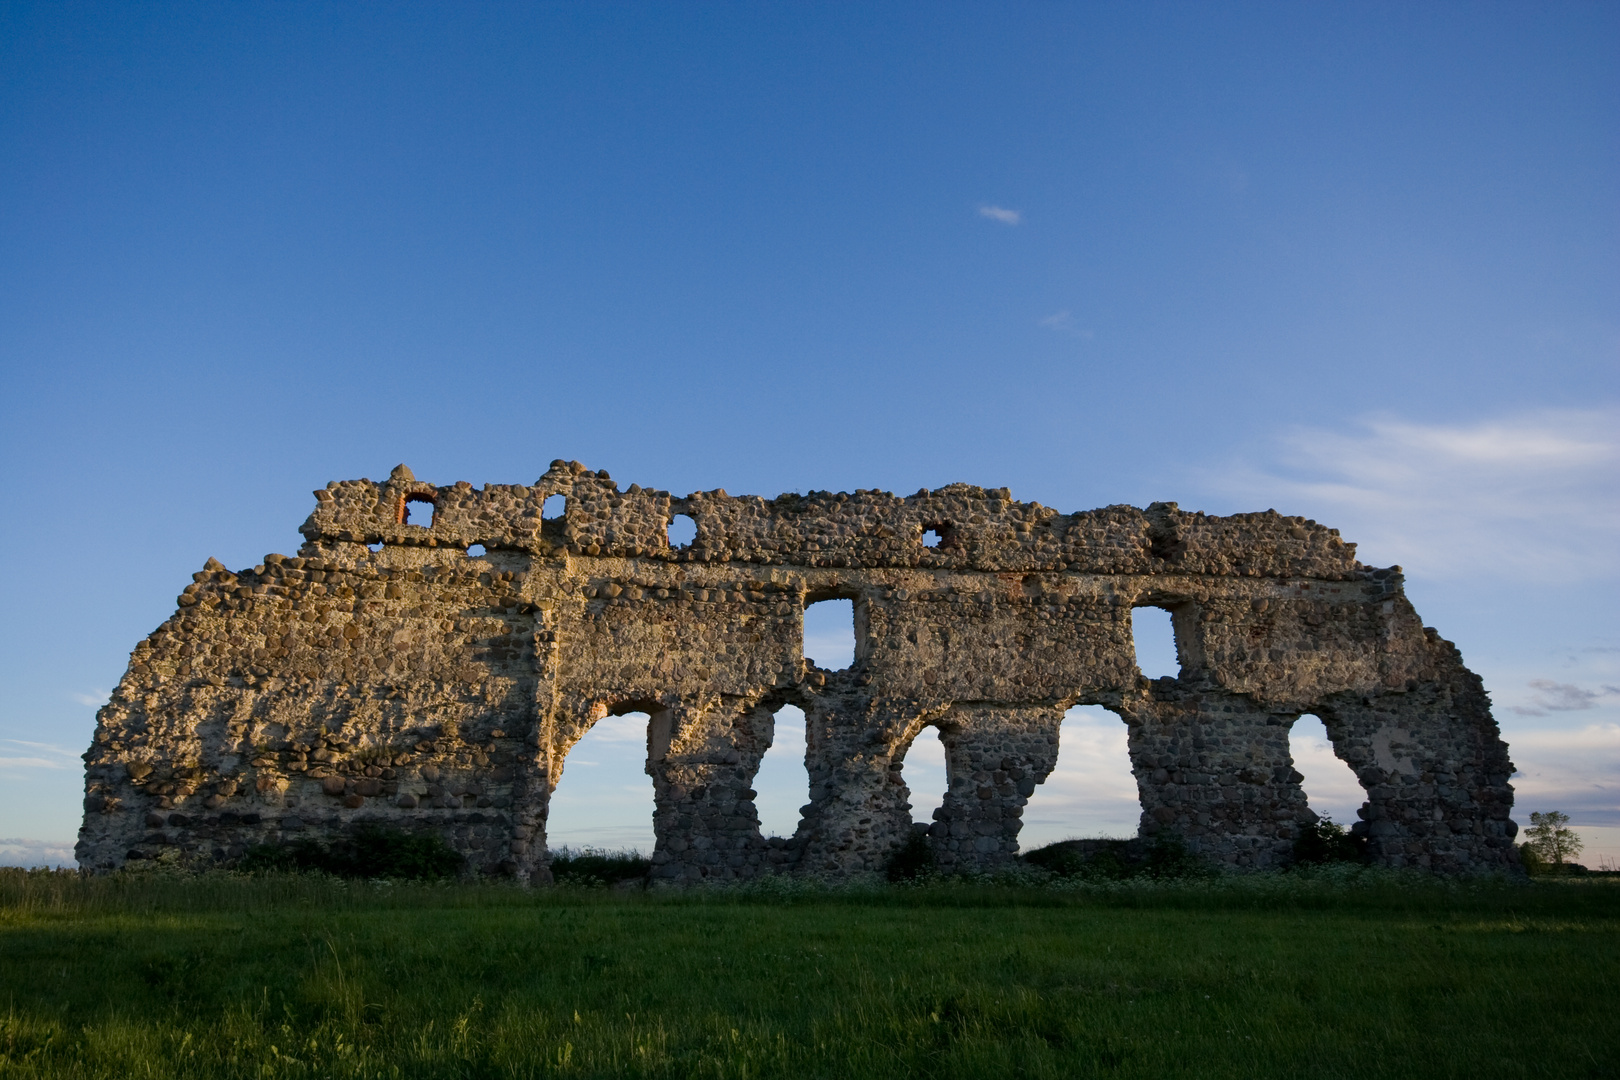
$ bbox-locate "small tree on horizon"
[1524,810,1584,866]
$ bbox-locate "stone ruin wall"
[76,460,1519,880]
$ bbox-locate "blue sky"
[2,2,1615,867]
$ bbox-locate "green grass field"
[1,868,1616,1079]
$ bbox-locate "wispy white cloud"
[1511,681,1620,716]
[1499,716,1620,829]
[1039,310,1094,338]
[978,205,1021,225]
[0,739,79,771]
[0,838,77,868]
[1203,407,1620,581]
[581,713,650,745]
[71,690,109,708]
[0,756,71,770]
[1021,706,1142,844]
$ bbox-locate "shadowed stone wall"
[76,461,1518,879]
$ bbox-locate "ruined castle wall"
[77,460,1518,879]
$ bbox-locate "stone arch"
[543,696,668,857]
[1308,695,1437,866]
[1019,702,1142,849]
[886,716,948,845]
[1287,712,1371,830]
[750,703,807,831]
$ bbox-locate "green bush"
[547,847,650,887]
[236,824,464,880]
[885,829,937,882]
[1291,817,1368,866]
[1518,844,1591,877]
[1022,836,1210,881]
[1518,842,1547,875]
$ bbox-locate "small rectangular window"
[404,496,435,527]
[667,514,697,547]
[1131,606,1178,679]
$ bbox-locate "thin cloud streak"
[1203,407,1620,581]
[978,205,1021,225]
[0,739,79,771]
[1511,680,1620,716]
[1500,717,1620,829]
[1039,310,1094,338]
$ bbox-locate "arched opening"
[667,513,697,548]
[902,725,948,826]
[545,710,656,855]
[752,704,809,837]
[1131,606,1178,679]
[1290,714,1368,827]
[403,496,435,527]
[803,598,856,671]
[542,494,566,520]
[1019,705,1140,849]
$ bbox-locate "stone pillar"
[648,698,775,883]
[1121,687,1310,869]
[509,617,562,884]
[1316,657,1517,872]
[793,674,921,878]
[925,705,1063,872]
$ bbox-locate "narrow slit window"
[1131,606,1178,679]
[1289,714,1368,828]
[404,496,435,527]
[803,598,855,671]
[903,726,948,827]
[667,514,697,548]
[1020,705,1140,850]
[752,705,809,838]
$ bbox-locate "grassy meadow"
[1,868,1616,1079]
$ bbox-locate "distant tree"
[1523,811,1583,866]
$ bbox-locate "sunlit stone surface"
[76,461,1517,880]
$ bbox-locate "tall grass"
[1,868,1615,1078]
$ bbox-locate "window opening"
[921,524,948,549]
[542,494,566,520]
[466,544,486,558]
[1289,714,1368,827]
[667,513,697,548]
[903,726,948,826]
[545,710,656,855]
[404,496,435,527]
[752,704,809,838]
[1019,705,1140,850]
[803,598,855,671]
[367,541,384,553]
[1131,605,1178,679]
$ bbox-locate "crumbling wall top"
[300,462,1363,579]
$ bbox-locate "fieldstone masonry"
[76,462,1518,879]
